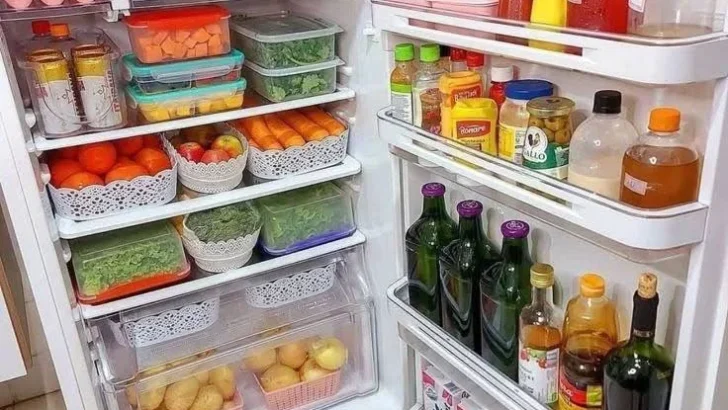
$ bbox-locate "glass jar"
[523,96,575,179]
[628,0,718,38]
[498,80,553,164]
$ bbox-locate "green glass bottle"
[406,183,457,325]
[603,273,674,410]
[439,200,500,352]
[480,220,533,381]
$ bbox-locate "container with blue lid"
[504,79,554,100]
[123,49,245,95]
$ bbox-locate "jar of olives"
[523,96,575,179]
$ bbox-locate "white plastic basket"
[163,123,248,193]
[48,138,177,221]
[244,263,336,308]
[181,214,261,273]
[245,126,349,180]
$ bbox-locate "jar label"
[391,85,413,124]
[453,119,497,155]
[559,366,603,409]
[623,172,648,196]
[523,125,569,179]
[498,123,526,164]
[519,341,559,406]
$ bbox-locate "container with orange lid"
[125,5,232,64]
[438,71,483,137]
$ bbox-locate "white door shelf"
[378,109,708,252]
[371,3,728,85]
[56,156,361,239]
[388,277,545,410]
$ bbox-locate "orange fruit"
[142,134,163,149]
[105,164,149,184]
[111,156,137,170]
[78,142,117,175]
[59,172,104,190]
[54,146,79,160]
[49,159,83,187]
[114,136,144,156]
[134,148,171,175]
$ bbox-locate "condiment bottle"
[450,47,468,72]
[489,65,514,109]
[390,43,416,123]
[439,71,483,138]
[529,0,567,51]
[465,51,488,91]
[413,44,446,135]
[567,0,628,33]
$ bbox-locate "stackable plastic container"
[430,0,499,16]
[70,221,189,305]
[122,49,244,95]
[257,182,355,255]
[231,12,342,69]
[125,5,232,64]
[126,79,246,123]
[245,58,342,102]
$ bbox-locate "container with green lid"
[395,43,415,62]
[523,96,576,179]
[420,43,441,63]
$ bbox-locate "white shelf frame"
[31,87,355,152]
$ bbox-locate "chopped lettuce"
[186,201,261,243]
[261,69,335,102]
[252,37,335,69]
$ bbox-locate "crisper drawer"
[100,305,378,410]
[88,246,371,384]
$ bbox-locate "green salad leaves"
[186,202,261,243]
[253,37,334,69]
[263,69,334,102]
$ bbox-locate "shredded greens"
[261,69,335,102]
[249,37,334,69]
[186,202,261,243]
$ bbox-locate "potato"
[299,358,332,382]
[555,128,572,144]
[221,402,238,410]
[242,348,277,373]
[194,371,210,385]
[164,377,200,410]
[190,385,223,410]
[310,337,348,371]
[544,115,568,132]
[260,364,300,392]
[278,342,308,369]
[209,366,236,400]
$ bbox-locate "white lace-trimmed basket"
[48,140,177,221]
[163,123,248,194]
[245,126,349,180]
[181,215,261,273]
[244,263,336,308]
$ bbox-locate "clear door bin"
[89,247,371,384]
[628,0,720,37]
[231,12,342,69]
[123,49,244,95]
[244,58,342,102]
[256,182,355,255]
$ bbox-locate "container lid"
[231,12,342,43]
[421,182,445,197]
[649,107,681,132]
[50,23,69,38]
[527,96,575,117]
[491,65,514,83]
[420,44,440,63]
[530,263,554,288]
[501,220,529,239]
[580,273,605,297]
[123,49,244,84]
[592,90,622,114]
[504,79,553,100]
[465,51,484,67]
[71,221,177,257]
[126,78,246,104]
[395,43,415,62]
[244,57,344,77]
[32,20,50,36]
[457,200,483,217]
[450,47,466,62]
[125,5,231,30]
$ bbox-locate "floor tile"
[10,391,64,410]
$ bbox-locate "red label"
[455,120,491,139]
[560,368,587,407]
[449,84,483,105]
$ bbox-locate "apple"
[211,135,244,158]
[177,142,205,163]
[201,149,230,164]
[181,125,217,148]
[169,134,186,149]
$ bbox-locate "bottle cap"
[638,273,658,299]
[465,51,484,67]
[450,47,466,61]
[501,220,530,239]
[530,263,554,288]
[50,23,70,38]
[593,90,622,114]
[420,44,441,63]
[580,273,605,297]
[457,200,483,218]
[527,96,575,118]
[31,20,51,36]
[491,65,514,83]
[421,182,446,197]
[649,107,681,132]
[394,43,415,62]
[504,80,553,100]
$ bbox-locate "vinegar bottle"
[390,43,416,123]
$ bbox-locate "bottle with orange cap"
[49,23,79,60]
[559,273,619,410]
[620,107,700,209]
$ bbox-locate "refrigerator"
[0,0,726,409]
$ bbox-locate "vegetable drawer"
[89,246,371,384]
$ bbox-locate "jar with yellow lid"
[439,71,483,138]
[523,96,575,179]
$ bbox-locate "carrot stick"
[233,122,262,150]
[239,116,283,150]
[300,107,346,135]
[279,110,329,142]
[264,114,306,148]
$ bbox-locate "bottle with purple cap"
[406,183,458,325]
[481,220,534,381]
[439,200,500,352]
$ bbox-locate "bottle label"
[413,86,442,135]
[523,125,569,179]
[559,366,603,410]
[518,341,559,405]
[447,84,483,106]
[35,79,82,135]
[391,83,413,123]
[498,123,527,164]
[629,0,645,13]
[623,172,648,196]
[453,119,497,155]
[78,75,124,129]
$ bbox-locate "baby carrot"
[300,107,346,135]
[264,114,306,148]
[238,117,283,150]
[279,110,329,142]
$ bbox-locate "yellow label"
[498,123,527,164]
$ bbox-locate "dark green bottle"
[604,273,674,410]
[406,183,457,325]
[439,200,500,352]
[480,220,533,381]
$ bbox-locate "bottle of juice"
[620,107,700,209]
[519,263,561,408]
[560,273,619,410]
[413,44,446,135]
[391,43,416,124]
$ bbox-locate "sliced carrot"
[239,117,283,150]
[279,110,329,142]
[172,42,187,59]
[143,45,164,63]
[264,114,305,148]
[191,28,211,43]
[300,107,346,135]
[209,34,221,47]
[138,36,153,48]
[184,37,197,49]
[205,23,222,34]
[161,37,176,55]
[195,43,208,57]
[175,30,191,42]
[152,31,168,45]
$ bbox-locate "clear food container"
[231,12,342,69]
[70,221,189,305]
[126,79,246,123]
[244,58,342,102]
[256,182,355,255]
[123,49,244,95]
[124,5,232,64]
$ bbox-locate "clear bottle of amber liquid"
[620,108,700,209]
[518,263,561,408]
